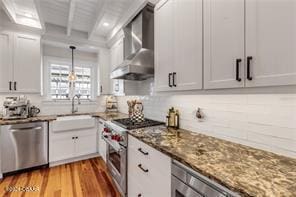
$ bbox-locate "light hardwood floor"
[0,157,121,197]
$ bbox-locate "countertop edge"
[0,112,129,125]
[128,131,250,197]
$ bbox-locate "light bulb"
[68,71,77,81]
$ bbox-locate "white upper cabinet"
[110,38,125,96]
[0,32,41,93]
[204,0,245,89]
[173,0,203,91]
[98,48,111,95]
[13,33,41,93]
[155,0,203,92]
[0,32,13,92]
[155,0,174,91]
[245,0,296,87]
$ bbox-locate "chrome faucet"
[71,94,81,113]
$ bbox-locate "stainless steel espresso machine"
[2,96,30,120]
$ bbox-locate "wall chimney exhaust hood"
[110,4,154,81]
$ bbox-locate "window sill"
[42,99,97,105]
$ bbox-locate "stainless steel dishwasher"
[172,160,240,197]
[1,122,48,174]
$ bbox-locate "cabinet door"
[204,0,245,89]
[13,33,41,93]
[115,39,124,66]
[75,132,97,157]
[0,32,13,92]
[110,38,124,69]
[111,38,125,95]
[50,136,75,162]
[154,0,174,91]
[246,0,296,87]
[98,48,111,95]
[98,119,107,162]
[173,0,203,91]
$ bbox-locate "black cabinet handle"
[14,81,17,91]
[9,81,12,91]
[172,72,177,87]
[168,73,172,87]
[72,137,75,139]
[138,164,148,173]
[247,56,253,80]
[100,85,103,93]
[138,194,142,197]
[138,148,149,155]
[236,59,242,82]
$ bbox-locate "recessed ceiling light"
[103,22,109,27]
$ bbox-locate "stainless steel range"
[102,118,163,196]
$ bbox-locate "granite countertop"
[92,112,129,121]
[0,112,128,125]
[128,127,296,197]
[0,115,57,125]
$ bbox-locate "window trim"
[43,56,97,102]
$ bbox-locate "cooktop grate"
[111,118,164,130]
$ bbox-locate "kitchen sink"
[52,115,95,132]
[56,115,92,121]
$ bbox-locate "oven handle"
[119,143,127,149]
[102,135,123,152]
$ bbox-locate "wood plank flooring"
[0,157,121,197]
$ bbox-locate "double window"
[44,57,96,101]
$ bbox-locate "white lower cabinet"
[50,135,75,162]
[97,118,107,162]
[74,132,97,157]
[128,135,171,197]
[49,122,97,163]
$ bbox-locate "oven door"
[106,140,126,195]
[172,176,203,197]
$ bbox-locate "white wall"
[43,44,98,62]
[0,44,104,115]
[110,93,296,158]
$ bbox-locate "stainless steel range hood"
[110,4,154,81]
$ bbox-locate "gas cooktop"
[111,118,164,130]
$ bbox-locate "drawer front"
[128,135,171,197]
[128,135,170,172]
[128,173,148,197]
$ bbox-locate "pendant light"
[68,46,77,81]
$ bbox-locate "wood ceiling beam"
[33,0,46,32]
[67,0,76,36]
[88,0,107,40]
[106,0,147,43]
[1,0,17,23]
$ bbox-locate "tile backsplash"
[113,94,296,158]
[0,94,101,116]
[1,93,295,158]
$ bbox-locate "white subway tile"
[116,94,296,158]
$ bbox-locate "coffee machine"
[2,96,30,120]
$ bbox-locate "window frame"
[43,56,97,102]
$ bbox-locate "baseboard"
[49,153,100,167]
